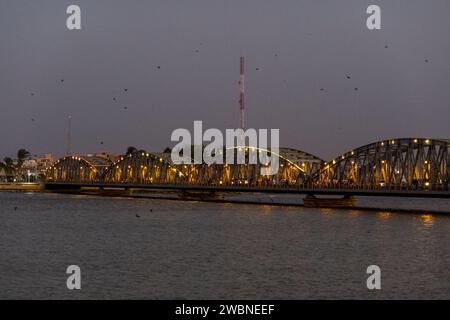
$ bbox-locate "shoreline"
[0,183,43,191]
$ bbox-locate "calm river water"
[0,192,449,299]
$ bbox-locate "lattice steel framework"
[315,138,450,190]
[45,139,450,192]
[175,147,318,187]
[46,156,100,182]
[45,147,323,188]
[102,152,185,184]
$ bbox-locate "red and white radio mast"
[239,56,245,129]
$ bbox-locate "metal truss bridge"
[44,138,450,198]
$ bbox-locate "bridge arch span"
[177,146,324,187]
[102,151,185,184]
[316,138,450,190]
[46,156,103,182]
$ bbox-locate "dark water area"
[0,192,449,299]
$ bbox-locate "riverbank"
[0,183,44,191]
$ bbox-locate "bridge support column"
[179,190,221,201]
[94,187,131,197]
[303,194,357,208]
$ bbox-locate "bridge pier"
[97,187,131,196]
[179,190,222,201]
[303,194,357,208]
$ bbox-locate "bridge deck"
[44,182,450,198]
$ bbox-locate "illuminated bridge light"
[46,138,449,192]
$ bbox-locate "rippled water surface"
[0,192,449,299]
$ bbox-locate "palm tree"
[17,148,31,169]
[126,146,138,155]
[1,157,16,176]
[0,160,4,178]
[16,149,31,180]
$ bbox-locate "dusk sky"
[1,0,449,161]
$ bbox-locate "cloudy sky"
[1,0,449,160]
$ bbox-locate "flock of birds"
[26,43,431,148]
[29,75,141,145]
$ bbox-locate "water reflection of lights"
[420,214,434,227]
[348,210,361,218]
[260,205,276,214]
[377,211,392,219]
[320,208,333,215]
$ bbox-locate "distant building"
[17,154,54,181]
[36,154,54,168]
[22,159,37,171]
[21,159,37,182]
